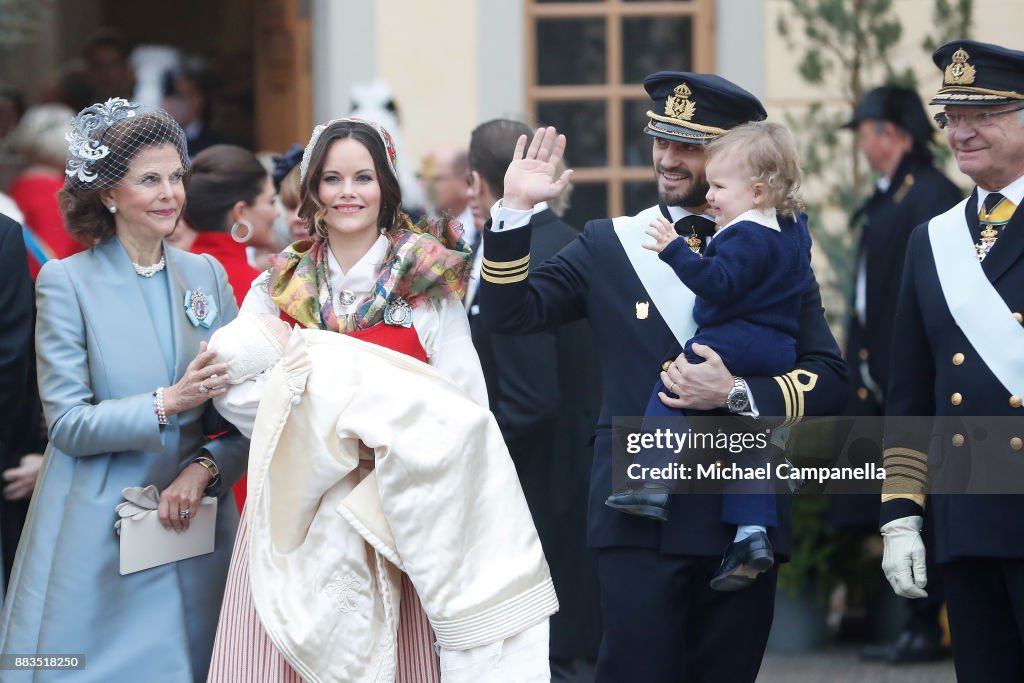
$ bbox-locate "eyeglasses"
[933,103,1024,130]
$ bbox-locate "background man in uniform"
[479,72,848,683]
[838,85,961,663]
[881,40,1024,682]
[466,118,601,683]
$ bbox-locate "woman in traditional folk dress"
[206,118,557,683]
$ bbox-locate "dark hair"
[184,144,267,232]
[59,112,189,244]
[468,119,534,197]
[82,29,131,63]
[298,120,402,239]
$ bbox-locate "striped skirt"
[207,510,440,682]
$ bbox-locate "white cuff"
[489,200,535,232]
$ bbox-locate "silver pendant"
[384,296,413,328]
[339,289,357,307]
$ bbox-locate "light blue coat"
[0,237,248,682]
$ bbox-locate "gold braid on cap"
[646,110,727,136]
[933,85,1024,101]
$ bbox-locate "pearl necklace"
[132,255,166,278]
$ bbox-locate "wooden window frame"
[526,0,715,217]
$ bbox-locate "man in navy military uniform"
[466,119,602,682]
[880,40,1024,683]
[478,72,848,683]
[838,86,962,662]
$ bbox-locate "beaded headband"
[299,117,398,184]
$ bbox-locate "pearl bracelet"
[153,387,169,425]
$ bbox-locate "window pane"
[622,16,693,84]
[536,18,606,85]
[536,0,604,2]
[537,101,607,167]
[622,98,655,167]
[561,182,608,229]
[624,181,659,216]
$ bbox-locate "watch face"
[728,388,748,411]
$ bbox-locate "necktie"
[977,192,1015,262]
[675,215,716,255]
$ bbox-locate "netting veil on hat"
[64,97,190,190]
[299,117,398,183]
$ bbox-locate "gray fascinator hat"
[64,97,190,191]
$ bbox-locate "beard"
[656,166,710,209]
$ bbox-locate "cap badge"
[945,47,976,86]
[665,83,697,122]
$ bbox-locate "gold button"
[1012,437,1023,451]
[951,392,962,406]
[1012,396,1022,409]
[1015,312,1023,324]
[952,433,965,447]
[858,348,869,361]
[661,360,672,371]
[952,353,965,366]
[857,387,869,400]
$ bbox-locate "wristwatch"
[726,376,751,413]
[193,455,221,495]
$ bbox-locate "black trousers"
[943,558,1024,682]
[596,548,776,683]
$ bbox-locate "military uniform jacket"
[469,208,601,660]
[846,157,962,414]
[882,191,1024,562]
[479,205,848,557]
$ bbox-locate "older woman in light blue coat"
[0,100,248,682]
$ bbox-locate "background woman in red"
[177,144,280,509]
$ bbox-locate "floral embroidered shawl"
[266,214,470,333]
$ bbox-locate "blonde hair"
[706,121,804,217]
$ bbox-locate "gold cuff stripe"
[882,455,927,471]
[881,492,927,508]
[880,462,929,479]
[482,254,530,270]
[883,466,928,484]
[646,111,728,136]
[883,450,928,464]
[481,270,529,284]
[479,264,528,280]
[882,447,927,463]
[773,374,796,425]
[935,85,1024,100]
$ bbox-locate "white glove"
[114,485,160,536]
[881,515,928,598]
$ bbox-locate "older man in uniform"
[880,40,1024,683]
[838,86,962,662]
[478,72,848,683]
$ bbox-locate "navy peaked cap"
[643,72,767,144]
[930,40,1024,106]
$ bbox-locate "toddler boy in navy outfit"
[606,121,813,590]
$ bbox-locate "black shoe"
[860,631,949,664]
[604,489,670,521]
[709,531,774,591]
